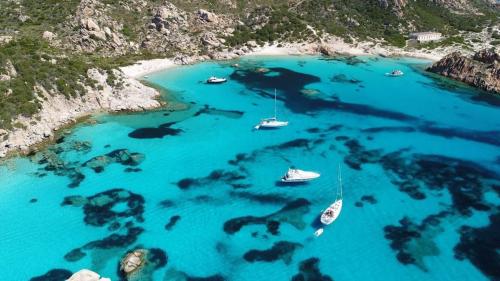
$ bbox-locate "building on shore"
[409,32,442,43]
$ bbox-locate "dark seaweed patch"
[330,74,362,85]
[124,167,142,173]
[454,212,500,280]
[362,126,417,133]
[361,195,377,204]
[243,241,302,264]
[229,191,291,204]
[128,122,182,139]
[64,248,86,262]
[175,169,249,190]
[30,269,72,281]
[223,198,310,235]
[164,268,225,281]
[194,105,244,119]
[292,258,333,281]
[29,198,38,203]
[165,215,181,231]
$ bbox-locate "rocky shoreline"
[427,49,500,94]
[0,40,489,159]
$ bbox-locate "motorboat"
[281,168,320,183]
[255,89,288,129]
[385,70,404,77]
[320,166,343,225]
[206,76,227,84]
[314,228,324,237]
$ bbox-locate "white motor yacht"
[385,70,404,77]
[281,168,320,183]
[206,76,227,84]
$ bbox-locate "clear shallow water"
[0,56,499,281]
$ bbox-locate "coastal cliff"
[427,49,500,94]
[0,69,160,158]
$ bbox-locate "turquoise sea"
[0,56,499,281]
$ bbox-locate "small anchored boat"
[281,168,320,183]
[206,76,227,84]
[255,89,288,129]
[314,228,324,237]
[320,166,343,225]
[385,70,404,77]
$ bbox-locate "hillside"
[0,0,499,154]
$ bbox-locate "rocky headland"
[427,49,500,94]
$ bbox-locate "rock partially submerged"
[427,49,500,94]
[120,249,146,275]
[66,269,110,281]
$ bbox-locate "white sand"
[120,58,177,78]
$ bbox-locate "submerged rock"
[120,249,146,275]
[427,49,500,94]
[83,149,145,173]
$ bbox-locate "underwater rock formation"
[223,198,310,235]
[384,212,449,271]
[243,241,302,264]
[83,149,145,173]
[62,188,145,227]
[292,258,333,281]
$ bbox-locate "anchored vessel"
[320,166,343,225]
[385,70,404,77]
[281,168,320,183]
[255,89,288,129]
[206,76,227,84]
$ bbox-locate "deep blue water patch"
[128,122,183,139]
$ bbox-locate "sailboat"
[254,89,288,130]
[314,166,343,237]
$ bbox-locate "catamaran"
[314,166,343,237]
[385,70,404,77]
[206,76,227,84]
[281,168,320,183]
[254,89,288,129]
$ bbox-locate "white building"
[409,32,442,43]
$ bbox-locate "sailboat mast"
[274,89,277,119]
[337,164,343,199]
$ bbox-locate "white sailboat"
[254,89,288,130]
[314,167,344,237]
[320,166,343,225]
[206,76,227,84]
[385,70,404,77]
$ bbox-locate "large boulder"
[427,49,500,94]
[66,269,110,281]
[81,18,100,31]
[42,31,56,41]
[197,9,218,23]
[120,249,146,275]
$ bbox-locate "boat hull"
[281,170,320,183]
[320,199,343,225]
